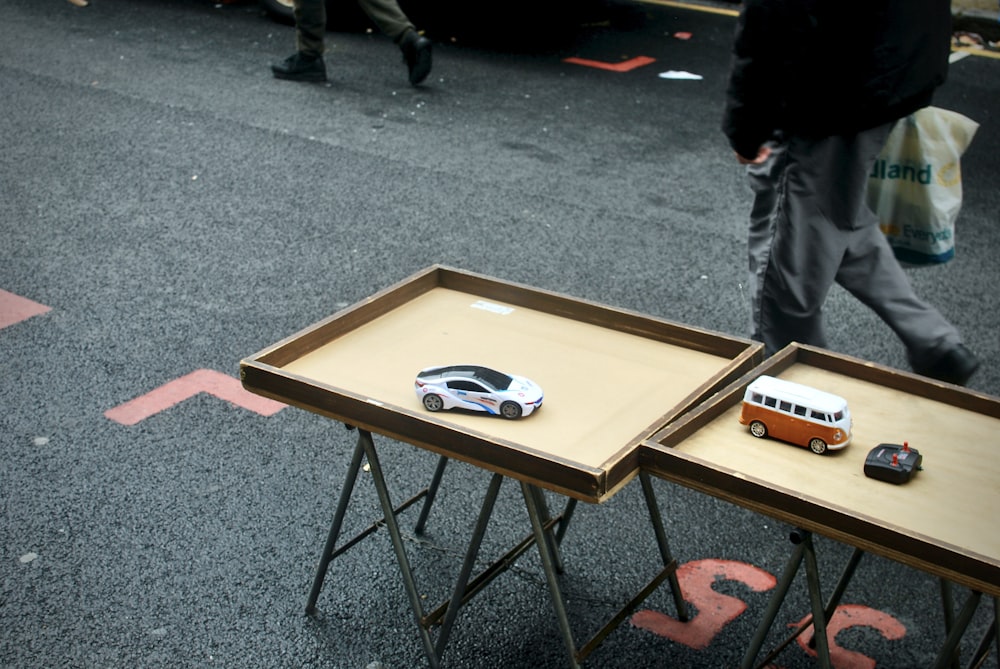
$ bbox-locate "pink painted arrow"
[0,289,51,330]
[563,55,656,72]
[105,369,285,425]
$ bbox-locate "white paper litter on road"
[658,70,703,80]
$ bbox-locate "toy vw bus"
[739,375,852,454]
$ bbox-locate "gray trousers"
[745,123,960,369]
[292,0,414,58]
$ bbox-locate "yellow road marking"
[637,0,739,17]
[639,1,999,60]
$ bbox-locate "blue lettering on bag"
[869,159,933,185]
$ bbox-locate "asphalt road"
[2,0,999,667]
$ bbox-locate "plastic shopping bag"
[867,106,979,265]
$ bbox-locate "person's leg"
[746,137,846,355]
[355,0,431,85]
[754,124,978,383]
[272,0,327,81]
[831,124,977,383]
[293,0,327,58]
[837,222,961,365]
[355,0,412,41]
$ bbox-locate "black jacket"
[722,0,951,160]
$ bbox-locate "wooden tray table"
[239,265,764,667]
[241,265,763,503]
[642,343,1000,668]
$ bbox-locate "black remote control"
[864,443,923,484]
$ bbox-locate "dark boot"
[271,52,327,82]
[399,30,432,85]
[912,343,980,386]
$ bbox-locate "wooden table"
[642,343,1000,668]
[240,265,763,667]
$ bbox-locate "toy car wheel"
[749,420,767,439]
[422,394,444,412]
[809,438,828,455]
[500,401,522,419]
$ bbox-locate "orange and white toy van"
[738,375,852,454]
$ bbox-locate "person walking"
[272,0,432,86]
[722,0,980,386]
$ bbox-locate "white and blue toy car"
[414,365,544,419]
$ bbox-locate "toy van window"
[779,400,792,412]
[764,396,777,408]
[751,392,764,403]
[793,405,807,416]
[833,410,844,421]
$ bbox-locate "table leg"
[520,479,689,667]
[433,472,504,658]
[426,492,586,632]
[740,539,804,669]
[528,484,566,574]
[740,530,832,669]
[800,532,832,669]
[807,548,865,649]
[759,546,866,660]
[306,428,437,616]
[940,580,961,669]
[305,432,366,615]
[415,455,449,535]
[359,430,442,668]
[304,432,589,667]
[522,481,581,669]
[993,597,999,667]
[555,498,578,545]
[639,472,688,622]
[931,587,983,669]
[967,597,998,669]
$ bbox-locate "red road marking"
[0,289,51,329]
[631,559,777,649]
[563,55,656,72]
[794,605,906,669]
[105,369,285,425]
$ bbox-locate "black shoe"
[271,52,327,82]
[912,343,980,386]
[400,30,432,85]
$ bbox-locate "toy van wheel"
[500,401,522,419]
[749,420,768,439]
[809,438,828,454]
[422,394,444,412]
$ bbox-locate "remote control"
[864,442,922,484]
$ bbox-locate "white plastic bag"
[867,106,979,265]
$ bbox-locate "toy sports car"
[414,365,544,419]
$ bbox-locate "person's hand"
[735,146,771,165]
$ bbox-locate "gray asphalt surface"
[2,0,999,667]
